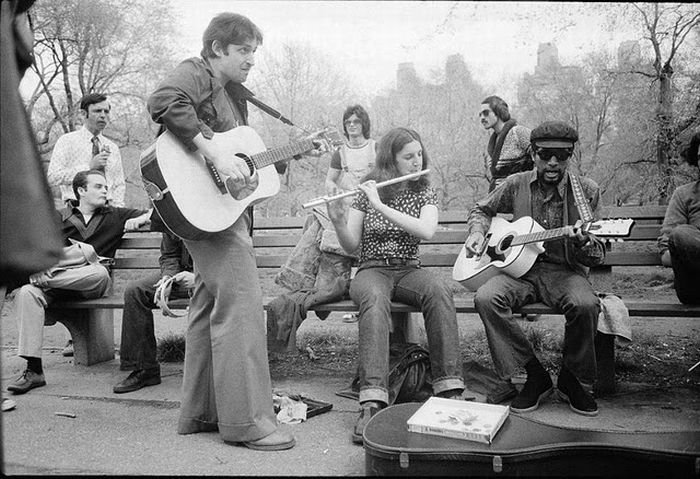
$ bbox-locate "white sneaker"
[62,340,74,357]
[2,398,17,412]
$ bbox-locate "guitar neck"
[511,226,572,246]
[251,139,316,168]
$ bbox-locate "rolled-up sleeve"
[147,59,213,151]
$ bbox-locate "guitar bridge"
[205,160,228,194]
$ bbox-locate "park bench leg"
[594,331,616,396]
[46,309,115,366]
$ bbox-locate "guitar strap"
[569,172,594,224]
[246,95,295,127]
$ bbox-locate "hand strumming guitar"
[464,231,485,258]
[193,132,253,194]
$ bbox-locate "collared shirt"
[59,202,147,258]
[147,57,250,151]
[47,125,126,206]
[658,180,700,255]
[466,170,605,269]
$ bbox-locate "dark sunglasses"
[535,147,573,162]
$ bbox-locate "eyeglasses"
[479,109,493,118]
[344,119,362,126]
[535,147,573,162]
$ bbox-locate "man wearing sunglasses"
[463,120,606,417]
[479,96,533,192]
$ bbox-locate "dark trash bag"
[337,343,433,405]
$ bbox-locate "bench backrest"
[114,206,667,274]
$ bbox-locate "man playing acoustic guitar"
[147,13,297,451]
[462,121,606,417]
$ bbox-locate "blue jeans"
[474,261,600,385]
[350,266,465,406]
[669,224,700,305]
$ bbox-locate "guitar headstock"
[588,218,635,238]
[308,127,345,153]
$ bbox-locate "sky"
[168,1,641,102]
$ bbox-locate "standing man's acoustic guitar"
[141,126,343,240]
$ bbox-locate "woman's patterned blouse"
[352,185,437,264]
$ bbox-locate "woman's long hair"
[363,127,430,203]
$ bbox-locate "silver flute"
[302,169,430,209]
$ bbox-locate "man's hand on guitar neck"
[564,220,592,246]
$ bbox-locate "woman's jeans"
[350,265,464,406]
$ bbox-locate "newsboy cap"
[531,121,579,148]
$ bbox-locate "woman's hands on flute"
[357,181,383,210]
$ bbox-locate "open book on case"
[406,397,509,444]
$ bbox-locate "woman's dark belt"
[361,258,420,268]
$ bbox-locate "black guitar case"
[363,402,700,477]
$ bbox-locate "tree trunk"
[656,65,674,205]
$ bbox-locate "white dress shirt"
[47,125,126,206]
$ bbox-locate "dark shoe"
[352,404,381,444]
[113,368,161,394]
[7,370,46,395]
[62,340,74,357]
[243,429,296,451]
[510,359,553,413]
[557,367,599,417]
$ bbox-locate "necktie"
[91,136,105,171]
[91,136,101,156]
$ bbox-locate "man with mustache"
[479,96,532,192]
[463,121,606,417]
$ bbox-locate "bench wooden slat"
[112,250,663,270]
[49,295,700,318]
[121,224,663,251]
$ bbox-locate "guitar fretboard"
[250,139,316,168]
[510,226,573,246]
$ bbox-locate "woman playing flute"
[327,127,465,444]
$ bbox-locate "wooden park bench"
[47,205,700,396]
